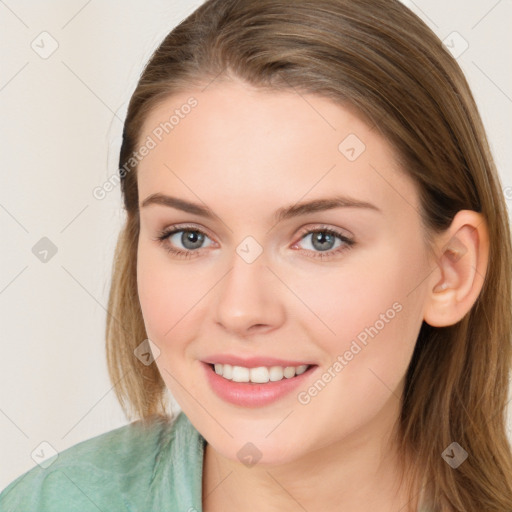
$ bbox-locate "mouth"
[202,361,318,407]
[207,362,315,383]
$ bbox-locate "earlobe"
[423,210,489,328]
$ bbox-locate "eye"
[154,225,215,258]
[153,224,355,261]
[292,226,355,259]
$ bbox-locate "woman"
[1,0,511,510]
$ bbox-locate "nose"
[214,251,286,337]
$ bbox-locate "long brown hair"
[106,0,512,509]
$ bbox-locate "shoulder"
[0,412,205,512]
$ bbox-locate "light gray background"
[1,0,511,489]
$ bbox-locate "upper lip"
[202,354,315,368]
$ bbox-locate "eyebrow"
[140,193,381,222]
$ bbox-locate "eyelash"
[153,224,355,260]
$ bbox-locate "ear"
[423,210,489,327]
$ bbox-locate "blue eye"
[299,230,342,251]
[155,226,214,258]
[292,227,355,260]
[154,224,355,260]
[168,230,210,251]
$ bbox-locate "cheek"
[136,243,200,343]
[294,290,421,447]
[296,241,426,396]
[290,245,415,350]
[136,246,208,405]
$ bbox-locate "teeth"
[232,366,249,382]
[212,363,310,383]
[250,366,269,383]
[283,366,296,378]
[269,366,283,381]
[296,364,308,375]
[222,363,233,380]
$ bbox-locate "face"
[136,79,432,466]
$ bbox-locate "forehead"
[136,79,419,219]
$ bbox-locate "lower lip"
[202,362,317,407]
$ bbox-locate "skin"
[135,78,489,512]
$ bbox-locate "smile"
[212,363,310,383]
[202,361,318,407]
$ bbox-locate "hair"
[105,0,512,510]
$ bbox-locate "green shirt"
[1,412,433,511]
[0,412,205,511]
